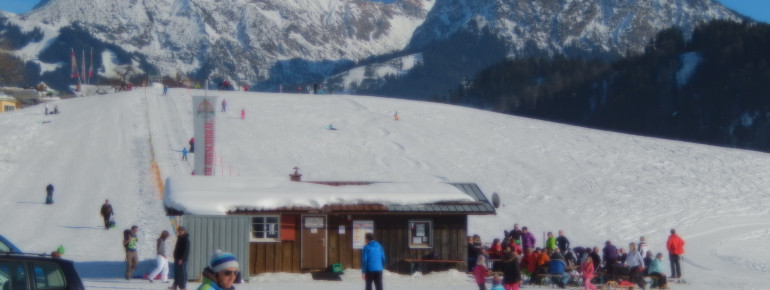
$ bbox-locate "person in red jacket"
[488,238,503,259]
[520,247,537,278]
[666,229,685,278]
[506,238,523,256]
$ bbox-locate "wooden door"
[301,215,327,269]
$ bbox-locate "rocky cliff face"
[14,0,434,83]
[3,0,743,89]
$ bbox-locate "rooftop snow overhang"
[163,176,496,216]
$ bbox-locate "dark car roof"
[0,234,23,253]
[0,253,85,290]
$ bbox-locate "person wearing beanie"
[499,250,522,290]
[198,250,239,290]
[361,233,386,290]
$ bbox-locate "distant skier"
[243,84,249,91]
[240,108,245,120]
[163,84,168,96]
[189,137,194,153]
[221,99,227,112]
[53,105,59,114]
[45,184,54,204]
[182,147,188,161]
[328,124,337,130]
[394,111,399,121]
[100,199,114,229]
[45,104,49,115]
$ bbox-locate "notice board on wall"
[352,220,374,249]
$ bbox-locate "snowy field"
[1,87,770,289]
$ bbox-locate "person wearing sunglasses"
[199,250,239,290]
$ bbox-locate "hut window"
[251,215,280,241]
[408,220,433,249]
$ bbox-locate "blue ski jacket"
[361,240,386,273]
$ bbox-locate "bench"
[404,259,464,275]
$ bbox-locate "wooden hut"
[164,174,495,278]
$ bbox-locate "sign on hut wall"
[352,220,373,249]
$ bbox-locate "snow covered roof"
[0,93,16,102]
[163,176,493,215]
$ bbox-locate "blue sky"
[0,0,768,23]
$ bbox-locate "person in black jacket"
[499,248,521,289]
[556,230,570,254]
[508,223,523,244]
[45,184,54,204]
[100,200,114,229]
[171,226,190,290]
[467,236,477,272]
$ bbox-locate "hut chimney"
[290,167,302,182]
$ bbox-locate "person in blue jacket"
[361,233,386,290]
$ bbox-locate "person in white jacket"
[147,231,170,283]
[625,243,647,290]
[637,236,650,263]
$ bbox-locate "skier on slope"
[189,138,194,153]
[45,183,54,204]
[100,199,114,229]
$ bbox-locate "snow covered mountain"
[7,0,434,84]
[407,0,742,58]
[0,0,743,91]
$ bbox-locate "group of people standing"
[120,225,242,290]
[468,224,686,290]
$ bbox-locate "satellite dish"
[491,192,501,208]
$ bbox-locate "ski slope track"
[1,88,769,289]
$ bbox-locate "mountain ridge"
[0,0,745,92]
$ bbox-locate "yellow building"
[0,93,19,113]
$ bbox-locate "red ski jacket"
[667,234,685,255]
